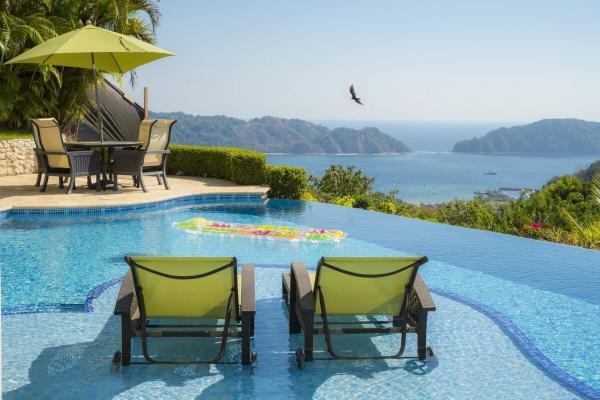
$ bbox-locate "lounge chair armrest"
[413,274,436,311]
[114,270,138,316]
[291,261,314,312]
[144,149,170,154]
[40,151,67,156]
[241,263,256,313]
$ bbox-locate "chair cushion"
[48,154,69,169]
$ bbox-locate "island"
[150,112,411,153]
[453,118,600,155]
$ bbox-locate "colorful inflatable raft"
[174,217,345,242]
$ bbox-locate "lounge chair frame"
[30,118,101,193]
[114,256,256,365]
[282,257,435,365]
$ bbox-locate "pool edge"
[0,191,268,216]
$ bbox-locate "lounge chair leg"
[303,317,314,361]
[242,312,252,365]
[289,278,301,334]
[417,312,429,361]
[35,173,42,187]
[59,176,64,188]
[40,174,49,192]
[120,316,132,366]
[156,175,162,185]
[67,175,75,194]
[162,173,170,190]
[96,173,101,192]
[139,176,148,193]
[87,175,92,188]
[113,174,119,191]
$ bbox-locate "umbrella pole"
[91,53,104,142]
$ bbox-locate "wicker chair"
[30,118,101,194]
[111,149,147,192]
[111,119,176,192]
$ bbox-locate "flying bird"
[349,84,363,105]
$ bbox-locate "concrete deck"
[0,174,269,211]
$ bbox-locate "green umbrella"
[6,22,173,141]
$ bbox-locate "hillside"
[576,160,600,181]
[150,112,410,153]
[453,119,600,155]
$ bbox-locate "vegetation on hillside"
[151,112,411,154]
[453,119,600,155]
[0,0,160,129]
[307,163,600,250]
[576,160,600,182]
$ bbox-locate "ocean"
[268,152,598,203]
[268,121,598,204]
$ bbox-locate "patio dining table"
[66,141,143,190]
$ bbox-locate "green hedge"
[167,145,266,185]
[265,165,307,199]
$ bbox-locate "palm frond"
[593,172,600,203]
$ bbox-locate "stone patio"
[0,174,269,211]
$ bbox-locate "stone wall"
[0,139,37,176]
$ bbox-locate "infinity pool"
[1,198,599,399]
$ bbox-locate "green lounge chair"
[114,256,256,365]
[282,256,435,367]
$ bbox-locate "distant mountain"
[453,119,600,155]
[150,112,411,153]
[576,160,600,181]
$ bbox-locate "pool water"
[1,199,599,399]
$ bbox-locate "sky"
[120,0,600,123]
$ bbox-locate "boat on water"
[484,171,498,175]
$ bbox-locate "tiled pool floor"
[2,267,583,399]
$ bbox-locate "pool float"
[174,217,345,243]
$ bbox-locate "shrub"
[309,164,374,200]
[167,145,266,185]
[353,194,371,209]
[332,196,355,207]
[378,200,398,214]
[265,166,307,199]
[301,191,318,202]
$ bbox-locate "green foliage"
[0,0,160,128]
[265,166,307,199]
[0,127,31,140]
[593,173,600,203]
[352,194,371,209]
[301,191,317,202]
[332,196,354,207]
[309,164,374,200]
[436,199,500,231]
[167,145,266,185]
